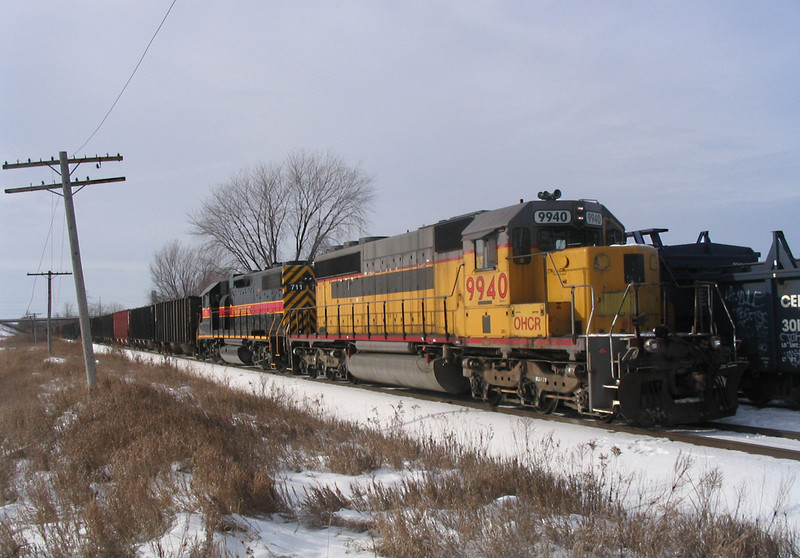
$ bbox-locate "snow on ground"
[134,466,418,557]
[119,355,800,528]
[138,509,376,558]
[96,347,800,555]
[718,403,800,432]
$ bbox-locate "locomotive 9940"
[286,192,743,426]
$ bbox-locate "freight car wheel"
[742,376,771,408]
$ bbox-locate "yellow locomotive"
[291,191,742,425]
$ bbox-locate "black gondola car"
[53,319,81,340]
[90,314,114,343]
[154,296,201,354]
[631,229,800,404]
[129,305,156,349]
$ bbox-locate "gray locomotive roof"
[461,202,529,240]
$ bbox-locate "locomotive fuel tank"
[219,343,253,366]
[347,351,469,394]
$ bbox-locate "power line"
[74,0,178,154]
[25,193,64,316]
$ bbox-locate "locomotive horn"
[537,190,562,201]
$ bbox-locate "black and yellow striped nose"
[282,265,316,334]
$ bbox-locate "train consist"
[630,228,800,405]
[67,192,750,427]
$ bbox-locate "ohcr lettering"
[514,315,542,331]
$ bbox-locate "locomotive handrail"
[684,280,740,361]
[608,283,634,380]
[663,279,739,357]
[712,282,739,362]
[544,252,596,339]
[447,264,465,297]
[308,292,456,341]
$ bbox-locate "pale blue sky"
[2,1,798,317]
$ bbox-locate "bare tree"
[189,165,290,270]
[88,299,125,316]
[189,150,374,269]
[284,150,375,261]
[149,239,236,303]
[58,301,76,317]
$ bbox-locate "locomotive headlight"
[643,338,661,353]
[709,336,722,350]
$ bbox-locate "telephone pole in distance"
[27,270,72,354]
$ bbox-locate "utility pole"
[27,312,39,344]
[27,270,72,354]
[4,152,125,389]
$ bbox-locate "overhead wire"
[23,0,178,318]
[25,191,63,316]
[73,0,178,155]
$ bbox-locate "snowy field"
[99,346,800,556]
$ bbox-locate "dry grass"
[0,335,797,557]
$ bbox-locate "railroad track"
[118,347,800,462]
[702,421,800,442]
[277,369,800,462]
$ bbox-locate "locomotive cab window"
[475,234,498,270]
[233,276,251,288]
[511,227,531,264]
[606,224,625,245]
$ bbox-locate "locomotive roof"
[461,198,620,241]
[461,201,529,240]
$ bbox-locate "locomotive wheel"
[536,394,558,414]
[257,354,273,371]
[484,387,503,407]
[326,366,337,381]
[316,360,327,379]
[599,407,618,423]
[296,359,308,376]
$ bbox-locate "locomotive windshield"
[536,227,603,251]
